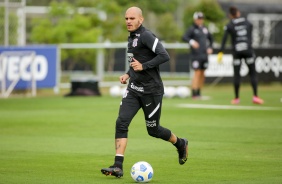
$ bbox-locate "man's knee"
[147,129,158,138]
[147,126,171,141]
[115,117,129,138]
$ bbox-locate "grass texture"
[0,84,281,184]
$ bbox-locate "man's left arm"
[141,31,170,70]
[207,30,214,49]
[207,29,214,54]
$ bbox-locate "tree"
[157,13,182,73]
[182,0,226,44]
[30,1,103,71]
[28,0,227,74]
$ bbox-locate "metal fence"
[0,0,26,46]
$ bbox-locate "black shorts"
[116,90,162,137]
[233,52,255,66]
[191,58,208,70]
[115,90,171,140]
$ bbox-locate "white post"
[31,52,36,97]
[4,0,9,46]
[0,55,6,97]
[17,0,26,46]
[96,48,104,81]
[54,46,60,94]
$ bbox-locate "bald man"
[101,7,188,178]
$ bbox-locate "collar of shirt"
[129,25,144,37]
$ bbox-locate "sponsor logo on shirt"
[203,27,208,34]
[130,83,144,92]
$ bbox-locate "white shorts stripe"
[152,38,159,53]
[148,103,160,118]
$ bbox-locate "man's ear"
[139,17,144,24]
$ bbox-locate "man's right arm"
[218,25,229,63]
[183,27,199,49]
[126,69,130,77]
[219,25,229,52]
[120,73,129,84]
[182,27,192,42]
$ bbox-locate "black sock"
[192,89,197,97]
[173,137,183,149]
[197,89,201,96]
[114,156,124,169]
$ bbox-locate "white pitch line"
[177,104,280,110]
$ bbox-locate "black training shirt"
[126,25,169,96]
[220,17,253,55]
[182,23,213,61]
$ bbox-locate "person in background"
[182,12,213,99]
[101,6,188,178]
[217,6,264,104]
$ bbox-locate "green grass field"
[0,84,281,184]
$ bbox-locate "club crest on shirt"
[132,38,138,47]
[203,27,208,34]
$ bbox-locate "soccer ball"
[109,85,121,97]
[176,86,191,98]
[130,161,154,183]
[164,86,176,98]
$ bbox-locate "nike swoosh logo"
[146,103,151,107]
